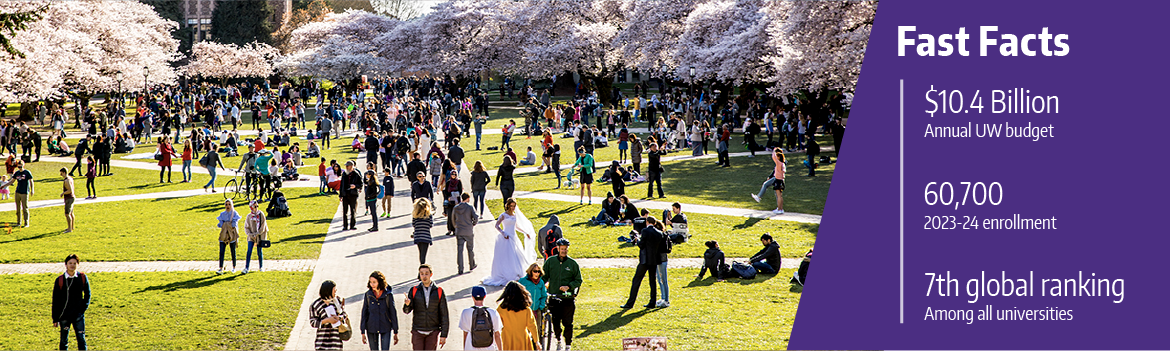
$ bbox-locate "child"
[85,156,97,199]
[317,158,327,195]
[0,175,9,200]
[697,240,727,282]
[381,167,393,217]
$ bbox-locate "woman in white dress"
[483,198,537,286]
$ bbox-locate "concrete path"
[491,190,820,224]
[0,260,317,274]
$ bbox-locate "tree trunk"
[581,71,615,108]
[19,102,35,122]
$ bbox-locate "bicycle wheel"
[542,311,554,351]
[223,178,237,200]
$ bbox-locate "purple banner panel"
[789,0,1169,349]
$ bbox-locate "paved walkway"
[493,190,820,224]
[0,260,317,274]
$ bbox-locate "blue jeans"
[204,167,217,189]
[59,314,87,350]
[752,261,777,274]
[806,155,816,176]
[756,177,776,199]
[319,175,327,193]
[245,240,263,270]
[367,331,392,350]
[475,129,483,149]
[181,160,192,182]
[657,261,669,303]
[473,190,486,215]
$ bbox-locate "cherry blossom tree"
[765,0,876,95]
[614,0,696,74]
[277,9,398,84]
[505,0,627,102]
[0,0,180,106]
[375,0,524,77]
[182,41,280,84]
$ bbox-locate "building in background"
[183,0,292,43]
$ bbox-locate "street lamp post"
[688,67,696,123]
[661,64,669,95]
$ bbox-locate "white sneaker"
[565,345,572,351]
[216,269,224,275]
[241,268,249,274]
[777,209,784,214]
[656,299,670,308]
[751,193,761,203]
[231,268,237,273]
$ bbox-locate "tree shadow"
[293,218,333,225]
[684,276,718,288]
[576,308,661,340]
[537,204,587,218]
[136,274,239,293]
[0,230,65,244]
[347,240,419,258]
[185,201,226,213]
[275,233,325,244]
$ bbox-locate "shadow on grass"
[294,218,333,225]
[576,308,661,340]
[729,273,776,286]
[136,274,240,293]
[733,218,762,230]
[684,277,718,288]
[275,233,325,244]
[185,201,225,213]
[0,230,65,244]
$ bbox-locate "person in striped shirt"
[412,198,435,264]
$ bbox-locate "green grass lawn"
[507,148,834,215]
[573,267,799,350]
[19,159,233,198]
[488,199,816,259]
[0,188,334,263]
[0,271,311,350]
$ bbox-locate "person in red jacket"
[157,137,178,183]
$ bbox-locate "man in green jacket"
[543,238,582,351]
[572,148,595,205]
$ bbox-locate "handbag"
[259,240,271,248]
[334,301,353,341]
[153,152,162,161]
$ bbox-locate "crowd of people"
[19,73,831,351]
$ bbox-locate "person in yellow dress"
[496,281,540,350]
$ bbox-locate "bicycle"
[222,174,253,201]
[538,306,555,351]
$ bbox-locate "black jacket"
[52,273,91,322]
[637,227,665,266]
[340,170,363,198]
[407,160,427,180]
[700,247,726,279]
[750,241,782,270]
[470,171,491,192]
[361,289,400,334]
[402,283,449,337]
[447,145,464,165]
[364,135,380,153]
[411,180,433,201]
[364,177,379,201]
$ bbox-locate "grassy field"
[487,199,817,259]
[573,267,800,350]
[506,148,834,215]
[17,159,234,198]
[0,271,311,350]
[0,188,334,263]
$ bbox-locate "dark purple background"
[788,1,1167,349]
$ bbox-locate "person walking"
[11,160,33,227]
[519,264,548,328]
[620,216,665,309]
[201,148,225,193]
[469,161,491,215]
[243,201,267,274]
[403,264,450,350]
[156,137,178,183]
[496,155,516,206]
[496,282,539,351]
[59,168,75,233]
[646,142,666,198]
[84,156,96,199]
[381,167,394,217]
[52,254,90,351]
[452,193,479,274]
[361,271,400,350]
[550,144,563,189]
[340,160,363,231]
[309,280,348,350]
[216,199,241,274]
[542,238,581,351]
[364,170,380,232]
[411,198,434,264]
[459,286,504,351]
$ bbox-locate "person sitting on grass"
[590,192,619,225]
[619,208,651,245]
[697,240,727,282]
[519,146,537,166]
[749,233,782,274]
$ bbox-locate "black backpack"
[470,306,494,348]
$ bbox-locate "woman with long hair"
[411,198,434,264]
[181,139,194,182]
[496,155,516,205]
[309,280,347,350]
[470,161,491,215]
[519,263,548,329]
[496,281,539,351]
[361,271,399,350]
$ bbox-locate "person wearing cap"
[459,286,503,351]
[243,200,268,273]
[542,238,581,351]
[339,160,364,231]
[403,264,449,350]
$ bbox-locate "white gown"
[483,210,537,286]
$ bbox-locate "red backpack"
[409,285,443,304]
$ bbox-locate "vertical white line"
[899,79,905,324]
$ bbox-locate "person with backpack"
[361,271,400,350]
[621,217,665,310]
[459,286,503,350]
[403,264,450,350]
[496,281,539,350]
[537,215,563,259]
[542,238,581,351]
[201,148,225,193]
[750,233,782,274]
[52,254,90,351]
